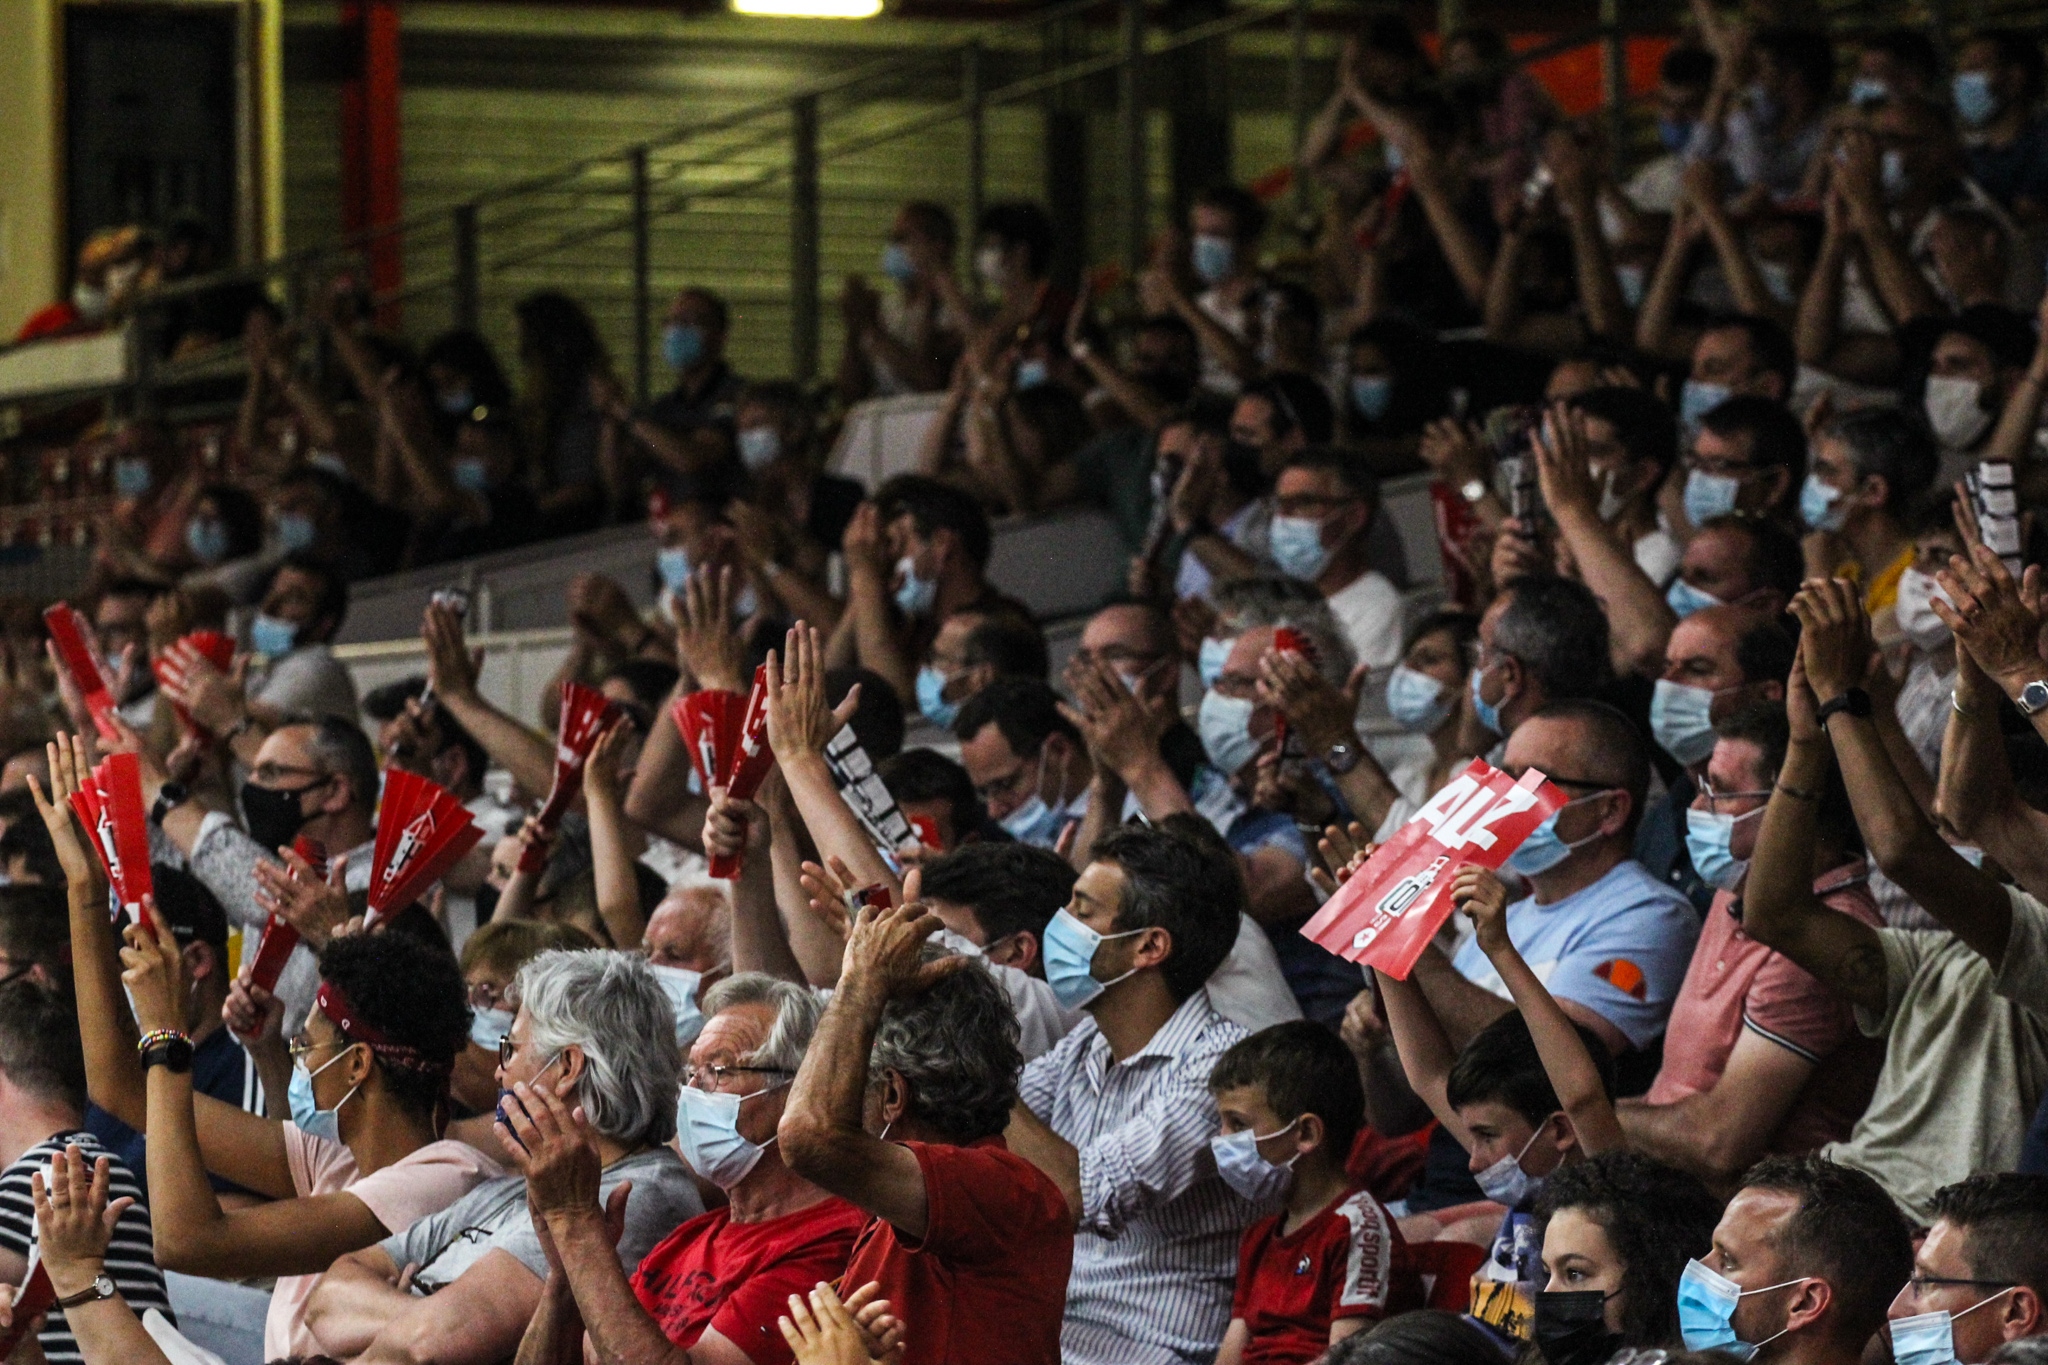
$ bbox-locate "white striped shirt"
[1018,988,1269,1365]
[0,1132,172,1365]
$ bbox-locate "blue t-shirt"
[1451,859,1700,1051]
[87,1028,264,1195]
[1225,804,1359,1028]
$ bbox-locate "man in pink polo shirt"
[1616,704,1884,1184]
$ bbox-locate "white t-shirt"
[1206,911,1304,1033]
[265,1128,501,1360]
[1634,529,1683,589]
[1324,570,1403,670]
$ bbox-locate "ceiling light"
[731,0,882,17]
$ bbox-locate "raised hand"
[117,907,186,1037]
[1933,542,2047,690]
[30,1146,133,1300]
[1789,577,1875,702]
[795,854,871,944]
[253,845,352,950]
[1257,647,1361,756]
[422,601,482,705]
[838,870,966,1001]
[764,625,860,762]
[583,719,634,804]
[701,787,766,869]
[1451,864,1512,956]
[1339,988,1388,1057]
[223,966,285,1046]
[674,565,744,694]
[1058,655,1168,783]
[779,1282,880,1365]
[494,1076,604,1218]
[161,639,250,735]
[28,733,99,891]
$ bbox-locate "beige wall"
[0,0,61,340]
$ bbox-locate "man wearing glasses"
[1265,448,1403,670]
[1619,705,1886,1187]
[1885,1174,2048,1361]
[1426,701,1701,1070]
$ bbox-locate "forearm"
[1067,773,1124,872]
[1987,363,2048,466]
[495,867,544,921]
[780,753,899,896]
[845,574,914,703]
[915,395,966,475]
[1853,209,1941,323]
[1412,173,1491,305]
[1795,233,1849,366]
[1168,294,1260,386]
[1615,1094,1730,1179]
[1552,505,1675,675]
[732,812,808,984]
[1078,354,1171,430]
[624,701,710,846]
[1483,943,1624,1153]
[587,790,647,950]
[1482,232,1528,341]
[440,692,555,799]
[548,1214,678,1365]
[758,565,842,635]
[1370,967,1460,1131]
[1186,530,1262,583]
[1356,1037,1433,1137]
[511,1279,585,1365]
[1003,1103,1082,1225]
[305,1257,412,1357]
[1117,753,1196,824]
[69,876,145,1125]
[782,980,892,1190]
[1634,232,1695,358]
[143,1067,235,1272]
[1700,209,1778,321]
[1409,946,1513,1051]
[1565,197,1628,339]
[60,1297,175,1365]
[1827,712,1948,884]
[764,787,842,986]
[1937,664,2012,839]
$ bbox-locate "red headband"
[315,979,446,1076]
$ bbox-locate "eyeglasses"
[287,1034,349,1062]
[1272,493,1359,519]
[683,1063,794,1091]
[1696,780,1772,812]
[1682,452,1761,479]
[1906,1276,2019,1295]
[467,981,508,1011]
[250,764,331,788]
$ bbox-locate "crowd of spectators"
[17,4,2048,1365]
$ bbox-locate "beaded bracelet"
[136,1028,189,1057]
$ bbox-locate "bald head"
[1507,701,1650,832]
[645,886,732,973]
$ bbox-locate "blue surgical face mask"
[893,555,938,618]
[1880,148,1910,200]
[1955,70,1998,128]
[452,457,490,493]
[251,613,298,657]
[1191,234,1236,285]
[1209,1118,1301,1202]
[114,458,153,499]
[469,1006,514,1051]
[1387,665,1453,733]
[648,963,705,1047]
[1473,1122,1548,1206]
[1506,792,1614,877]
[677,1081,788,1189]
[1685,804,1763,891]
[1616,264,1648,309]
[186,519,229,565]
[1014,358,1051,391]
[1683,468,1743,527]
[438,387,475,416]
[1651,679,1720,766]
[1667,576,1726,619]
[737,426,781,471]
[1680,380,1732,430]
[1678,1259,1805,1359]
[1198,636,1233,689]
[275,512,318,554]
[657,546,692,594]
[1800,473,1850,532]
[880,242,918,283]
[1890,1289,2017,1365]
[1198,689,1261,777]
[1849,77,1890,109]
[288,1043,361,1143]
[1000,794,1062,847]
[1350,374,1394,424]
[663,323,706,371]
[1040,907,1146,1010]
[1269,513,1336,583]
[916,665,960,728]
[1657,116,1693,153]
[1470,663,1506,737]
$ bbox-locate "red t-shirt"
[1231,1188,1424,1365]
[839,1137,1073,1365]
[629,1196,868,1365]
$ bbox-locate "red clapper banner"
[69,753,155,933]
[516,682,619,874]
[368,771,483,924]
[671,668,776,878]
[44,603,119,743]
[248,836,328,994]
[153,630,236,741]
[1303,761,1564,980]
[0,1258,55,1360]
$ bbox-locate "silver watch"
[2018,679,2048,716]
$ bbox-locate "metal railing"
[64,0,1696,413]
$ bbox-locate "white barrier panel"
[827,392,946,488]
[0,326,132,403]
[335,627,575,733]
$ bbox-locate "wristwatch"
[2017,679,2048,716]
[1816,688,1873,726]
[140,1031,194,1074]
[1459,478,1487,504]
[149,782,190,827]
[55,1275,116,1310]
[1322,739,1363,775]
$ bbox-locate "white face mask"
[975,245,1006,286]
[1894,567,1955,651]
[1925,375,1992,450]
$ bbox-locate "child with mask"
[1208,1021,1425,1365]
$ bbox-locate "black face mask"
[240,778,325,855]
[1533,1289,1624,1365]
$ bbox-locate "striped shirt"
[1018,988,1267,1365]
[0,1132,173,1365]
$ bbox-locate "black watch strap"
[150,782,190,826]
[1816,688,1873,725]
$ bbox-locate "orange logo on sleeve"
[1593,959,1647,1000]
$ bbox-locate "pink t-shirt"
[264,1125,502,1360]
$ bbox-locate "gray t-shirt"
[378,1147,702,1290]
[1826,886,2048,1226]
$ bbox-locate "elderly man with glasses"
[505,973,871,1365]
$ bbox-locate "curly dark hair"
[316,932,470,1118]
[871,952,1021,1143]
[1533,1151,1724,1350]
